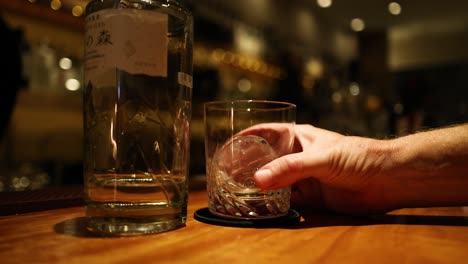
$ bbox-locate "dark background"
[0,0,467,191]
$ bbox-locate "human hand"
[238,124,394,214]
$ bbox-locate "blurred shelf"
[1,1,84,32]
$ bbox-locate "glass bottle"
[83,0,193,235]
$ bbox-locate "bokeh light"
[350,18,365,32]
[317,0,332,8]
[72,5,84,17]
[65,78,81,91]
[50,0,62,10]
[59,57,72,70]
[388,2,402,15]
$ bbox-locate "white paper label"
[84,9,168,82]
[178,72,193,89]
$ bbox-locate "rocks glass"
[204,100,296,219]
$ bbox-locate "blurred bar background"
[0,0,467,192]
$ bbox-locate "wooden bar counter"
[1,188,468,263]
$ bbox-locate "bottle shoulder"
[86,0,192,21]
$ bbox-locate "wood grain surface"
[1,190,467,263]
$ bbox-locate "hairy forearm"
[385,123,468,209]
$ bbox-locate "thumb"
[254,152,310,189]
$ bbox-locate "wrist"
[383,129,468,210]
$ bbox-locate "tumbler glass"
[204,100,296,219]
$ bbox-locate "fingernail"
[254,169,273,188]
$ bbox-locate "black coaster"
[194,208,301,228]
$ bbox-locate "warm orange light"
[72,5,84,17]
[50,0,61,10]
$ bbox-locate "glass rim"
[204,100,296,111]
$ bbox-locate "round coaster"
[194,208,301,228]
